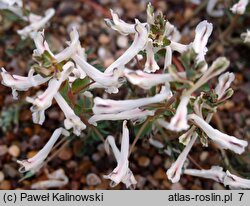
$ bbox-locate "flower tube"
[124,68,186,89]
[215,72,235,100]
[184,166,226,182]
[188,113,248,154]
[224,171,250,189]
[206,0,224,17]
[144,39,159,73]
[54,27,80,63]
[26,62,74,125]
[105,19,148,74]
[54,93,86,136]
[17,128,70,173]
[0,68,50,99]
[17,8,55,39]
[230,0,249,15]
[192,20,213,63]
[166,133,197,183]
[103,121,137,188]
[104,9,136,35]
[89,108,154,126]
[241,30,250,43]
[31,168,69,189]
[92,87,170,115]
[158,95,190,132]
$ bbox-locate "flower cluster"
[0,2,249,189]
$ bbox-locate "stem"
[72,81,95,95]
[129,118,151,156]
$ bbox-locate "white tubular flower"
[54,27,80,63]
[17,128,70,173]
[215,72,235,100]
[17,8,55,39]
[241,30,250,43]
[104,9,136,35]
[144,39,159,73]
[54,93,86,136]
[33,30,54,56]
[72,54,124,94]
[164,46,172,69]
[206,0,224,17]
[31,168,69,189]
[184,166,226,182]
[230,0,249,15]
[0,0,26,20]
[0,0,22,6]
[192,20,213,63]
[89,108,154,126]
[166,134,197,183]
[92,87,170,115]
[0,68,50,99]
[105,19,148,74]
[224,171,250,189]
[158,95,190,132]
[164,22,181,42]
[124,68,186,90]
[188,114,248,154]
[26,62,74,125]
[103,121,137,188]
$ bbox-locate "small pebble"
[0,171,4,182]
[58,148,73,161]
[8,145,20,157]
[0,145,8,156]
[86,173,102,186]
[116,35,128,48]
[98,34,110,45]
[200,151,209,162]
[138,156,150,167]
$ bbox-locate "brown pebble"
[58,148,73,161]
[98,34,110,45]
[86,173,102,186]
[27,151,38,159]
[0,171,4,182]
[0,145,8,156]
[8,145,20,157]
[153,168,166,180]
[0,180,12,190]
[138,156,150,167]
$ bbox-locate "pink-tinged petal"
[0,67,50,99]
[105,19,148,74]
[54,93,86,136]
[166,134,197,183]
[192,20,213,63]
[144,39,159,73]
[224,170,250,189]
[17,8,55,39]
[88,108,154,126]
[206,0,224,17]
[158,95,190,132]
[124,68,186,89]
[184,166,226,183]
[230,0,249,14]
[188,114,248,154]
[92,87,170,115]
[26,62,74,125]
[215,72,235,100]
[31,169,68,189]
[17,128,69,173]
[104,9,136,35]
